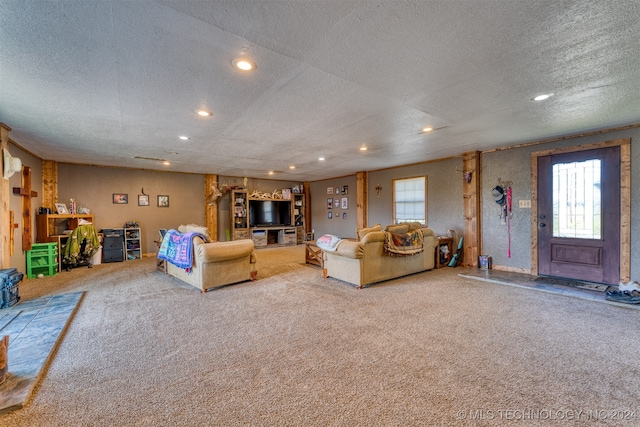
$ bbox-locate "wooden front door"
[537,146,620,285]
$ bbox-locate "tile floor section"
[459,268,640,310]
[0,291,84,415]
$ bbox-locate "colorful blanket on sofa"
[157,230,207,272]
[384,229,424,256]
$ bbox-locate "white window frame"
[392,176,427,225]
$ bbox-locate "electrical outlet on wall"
[518,199,531,209]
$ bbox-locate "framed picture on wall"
[328,212,332,219]
[341,197,348,209]
[335,187,340,195]
[327,198,333,209]
[158,195,169,207]
[138,194,149,206]
[327,187,333,195]
[113,193,128,204]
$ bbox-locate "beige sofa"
[166,236,257,292]
[322,223,438,288]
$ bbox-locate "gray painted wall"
[482,127,640,280]
[9,126,639,283]
[368,157,465,239]
[58,164,205,255]
[310,175,358,238]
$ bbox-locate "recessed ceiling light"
[232,57,257,71]
[532,93,554,101]
[268,171,274,175]
[162,161,171,166]
[360,146,368,151]
[422,127,433,133]
[178,136,189,140]
[196,110,212,117]
[318,157,325,161]
[289,165,296,170]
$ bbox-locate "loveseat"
[166,235,257,293]
[321,223,438,288]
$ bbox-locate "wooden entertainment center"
[229,188,308,248]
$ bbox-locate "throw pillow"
[316,234,342,252]
[385,224,410,234]
[356,224,382,241]
[178,224,211,242]
[186,224,210,241]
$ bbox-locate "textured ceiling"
[1,0,639,181]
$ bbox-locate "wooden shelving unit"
[435,237,453,268]
[293,192,305,243]
[36,213,94,243]
[230,189,249,240]
[124,227,142,260]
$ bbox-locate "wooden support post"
[462,151,481,268]
[13,166,37,251]
[1,123,11,268]
[303,182,311,236]
[9,211,18,256]
[42,160,58,236]
[356,171,368,229]
[204,174,218,241]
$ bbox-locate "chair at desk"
[62,224,100,270]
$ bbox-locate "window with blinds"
[393,176,427,225]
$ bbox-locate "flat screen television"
[249,200,292,227]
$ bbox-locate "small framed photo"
[328,212,333,219]
[282,188,291,200]
[343,212,347,219]
[113,193,128,204]
[335,187,340,195]
[327,187,333,195]
[158,195,170,207]
[327,198,333,209]
[341,197,348,209]
[342,185,348,195]
[54,203,69,214]
[138,194,149,206]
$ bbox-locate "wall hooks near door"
[497,178,513,188]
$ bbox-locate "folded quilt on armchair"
[158,230,207,272]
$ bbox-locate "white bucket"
[92,246,103,265]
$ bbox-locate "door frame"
[530,138,631,282]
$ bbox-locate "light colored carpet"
[2,245,639,426]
